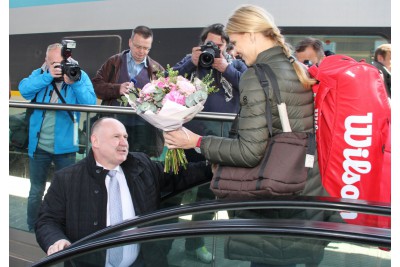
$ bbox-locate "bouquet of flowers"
[121,66,217,174]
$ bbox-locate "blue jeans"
[27,148,76,231]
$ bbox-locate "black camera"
[60,40,81,81]
[199,41,221,68]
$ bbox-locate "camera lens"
[65,66,81,81]
[199,50,215,68]
[69,69,77,77]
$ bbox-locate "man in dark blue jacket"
[35,117,212,266]
[173,23,247,114]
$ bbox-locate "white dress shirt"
[97,163,140,267]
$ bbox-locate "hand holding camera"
[211,54,228,73]
[191,47,202,66]
[50,63,63,80]
[191,41,226,71]
[199,41,221,68]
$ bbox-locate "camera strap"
[51,80,75,123]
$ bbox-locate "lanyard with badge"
[51,81,79,146]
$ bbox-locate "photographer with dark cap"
[171,23,247,264]
[19,42,97,232]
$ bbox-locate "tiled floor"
[9,175,51,232]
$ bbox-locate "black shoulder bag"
[9,70,45,150]
[210,63,315,199]
[9,95,37,150]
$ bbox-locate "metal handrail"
[9,100,236,121]
[72,196,390,247]
[9,101,236,153]
[32,218,391,267]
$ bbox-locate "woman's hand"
[164,127,200,149]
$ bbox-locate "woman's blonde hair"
[226,5,316,88]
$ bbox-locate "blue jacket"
[19,68,97,157]
[173,55,247,113]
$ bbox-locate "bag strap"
[253,63,316,168]
[253,64,280,136]
[26,70,44,120]
[51,80,76,123]
[254,63,283,104]
[228,104,241,138]
[228,112,240,138]
[254,63,293,132]
[26,93,38,120]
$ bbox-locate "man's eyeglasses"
[132,43,151,52]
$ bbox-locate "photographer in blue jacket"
[19,41,97,232]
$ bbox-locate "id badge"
[73,113,79,146]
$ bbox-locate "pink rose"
[157,80,167,88]
[168,82,177,91]
[177,76,196,96]
[163,90,186,105]
[141,82,156,94]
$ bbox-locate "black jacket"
[35,149,212,253]
[372,61,391,98]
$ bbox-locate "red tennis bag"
[308,55,391,228]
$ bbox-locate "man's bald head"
[90,117,129,169]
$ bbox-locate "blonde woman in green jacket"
[164,4,340,267]
[164,4,318,187]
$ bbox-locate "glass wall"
[9,103,234,232]
[285,34,389,63]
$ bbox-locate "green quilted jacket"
[201,46,339,265]
[201,46,314,167]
